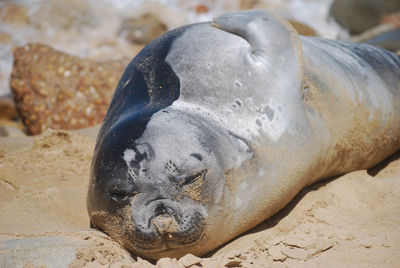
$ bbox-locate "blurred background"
[0,0,399,136]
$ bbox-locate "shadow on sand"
[367,149,400,176]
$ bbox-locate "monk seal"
[87,10,400,259]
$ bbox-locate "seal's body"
[88,10,400,259]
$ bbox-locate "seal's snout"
[152,203,181,239]
[153,214,180,239]
[135,199,206,245]
[149,202,177,235]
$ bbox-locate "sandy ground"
[0,128,399,267]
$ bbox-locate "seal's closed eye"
[108,184,139,204]
[177,170,207,186]
[190,153,203,161]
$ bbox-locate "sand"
[0,128,399,267]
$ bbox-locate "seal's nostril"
[154,204,174,216]
[154,204,166,216]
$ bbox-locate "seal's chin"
[120,211,205,255]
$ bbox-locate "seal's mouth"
[120,204,206,254]
[128,231,206,254]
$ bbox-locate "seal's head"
[88,105,252,258]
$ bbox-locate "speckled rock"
[10,43,127,135]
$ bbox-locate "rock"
[281,246,308,261]
[288,21,318,36]
[238,255,247,260]
[0,95,23,137]
[10,43,127,135]
[0,125,25,137]
[0,231,134,268]
[0,236,78,268]
[350,17,400,52]
[267,244,287,262]
[195,5,209,14]
[0,32,11,44]
[119,14,167,44]
[135,257,155,268]
[224,259,242,267]
[200,258,221,268]
[330,0,400,34]
[380,12,400,26]
[364,27,400,51]
[156,258,184,268]
[0,95,18,121]
[178,254,202,267]
[240,0,260,10]
[27,0,98,31]
[0,2,30,27]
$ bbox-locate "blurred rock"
[0,2,30,27]
[0,32,11,44]
[0,95,18,121]
[380,12,400,26]
[119,14,167,44]
[350,12,400,52]
[289,21,318,36]
[10,43,127,135]
[363,27,400,51]
[330,0,400,34]
[240,0,260,10]
[195,4,209,14]
[28,0,99,31]
[0,125,25,137]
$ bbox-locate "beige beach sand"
[0,128,399,267]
